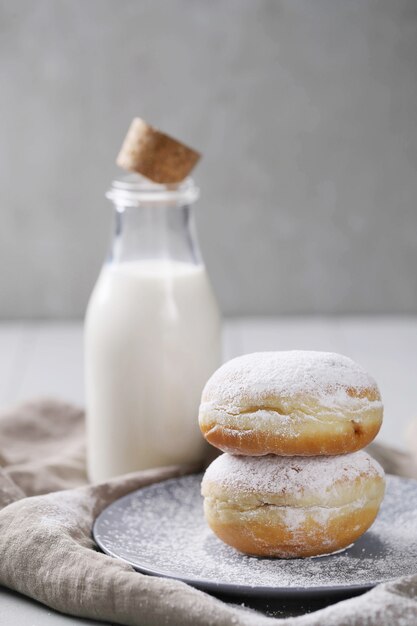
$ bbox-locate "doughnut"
[198,351,383,456]
[201,451,385,558]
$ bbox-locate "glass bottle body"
[85,176,221,482]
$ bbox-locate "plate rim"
[93,473,415,598]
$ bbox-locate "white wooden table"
[1,317,416,449]
[1,316,416,624]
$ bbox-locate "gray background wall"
[1,0,416,318]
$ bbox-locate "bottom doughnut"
[201,452,385,558]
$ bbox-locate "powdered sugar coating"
[202,451,385,506]
[200,351,381,413]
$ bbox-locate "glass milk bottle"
[85,174,221,482]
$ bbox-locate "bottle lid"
[116,117,201,184]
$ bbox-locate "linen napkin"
[0,399,416,626]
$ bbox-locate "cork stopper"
[116,118,201,184]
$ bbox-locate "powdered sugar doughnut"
[201,451,385,558]
[198,351,383,456]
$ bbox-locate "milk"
[85,259,221,482]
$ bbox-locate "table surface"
[1,316,416,624]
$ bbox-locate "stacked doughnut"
[199,351,385,558]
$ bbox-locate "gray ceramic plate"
[93,474,417,598]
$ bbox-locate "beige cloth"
[0,399,417,625]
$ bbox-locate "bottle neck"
[109,203,202,265]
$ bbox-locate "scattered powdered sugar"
[202,452,384,502]
[93,474,417,593]
[200,351,381,412]
[38,491,92,532]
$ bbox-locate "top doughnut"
[198,351,383,456]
